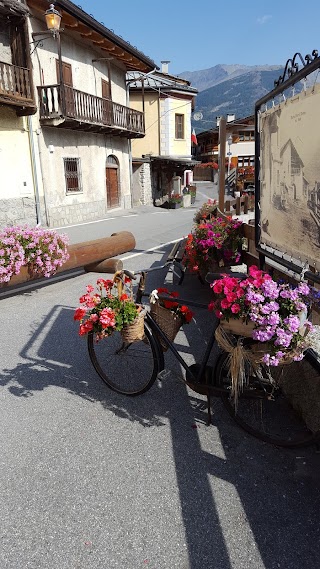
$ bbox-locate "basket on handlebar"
[112,271,146,343]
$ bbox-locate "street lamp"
[31,4,64,108]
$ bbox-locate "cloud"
[257,14,272,24]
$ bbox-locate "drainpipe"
[27,115,42,226]
[126,82,134,209]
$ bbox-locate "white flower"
[149,289,159,304]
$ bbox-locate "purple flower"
[283,315,300,333]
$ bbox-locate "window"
[64,158,82,193]
[56,61,73,86]
[238,130,255,141]
[238,156,255,168]
[102,78,111,99]
[175,114,184,139]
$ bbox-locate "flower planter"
[182,194,191,208]
[168,201,182,209]
[0,265,39,289]
[150,301,183,351]
[219,318,256,338]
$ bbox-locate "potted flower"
[209,265,313,366]
[184,215,243,275]
[168,193,183,209]
[193,199,217,224]
[74,276,144,342]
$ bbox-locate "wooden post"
[218,117,226,212]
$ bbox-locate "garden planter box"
[168,201,182,209]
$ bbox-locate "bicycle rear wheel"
[215,348,318,448]
[87,322,161,396]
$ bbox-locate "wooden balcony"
[0,61,36,115]
[37,84,145,137]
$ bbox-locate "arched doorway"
[106,155,120,209]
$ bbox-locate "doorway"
[106,155,120,208]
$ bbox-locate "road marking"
[120,238,183,260]
[55,217,115,229]
[122,214,138,218]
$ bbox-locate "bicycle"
[87,264,319,448]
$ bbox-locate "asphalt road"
[1,187,320,568]
[53,182,218,247]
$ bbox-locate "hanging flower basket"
[209,265,313,367]
[74,272,144,343]
[149,288,193,352]
[219,318,256,338]
[120,310,145,343]
[150,301,183,351]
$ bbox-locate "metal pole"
[57,32,65,113]
[218,116,226,211]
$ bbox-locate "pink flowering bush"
[0,225,69,283]
[209,265,313,366]
[184,216,243,274]
[74,278,139,339]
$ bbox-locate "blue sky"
[77,0,320,75]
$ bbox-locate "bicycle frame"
[144,297,220,385]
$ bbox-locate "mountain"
[188,68,284,131]
[179,64,283,92]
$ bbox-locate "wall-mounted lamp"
[44,4,62,37]
[31,3,63,51]
[30,4,64,106]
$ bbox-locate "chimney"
[161,60,170,74]
[227,113,235,123]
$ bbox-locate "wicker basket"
[219,318,255,338]
[150,302,182,351]
[120,312,145,343]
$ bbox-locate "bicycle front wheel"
[215,348,318,448]
[87,322,161,396]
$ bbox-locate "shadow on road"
[1,251,320,568]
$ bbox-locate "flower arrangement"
[184,215,243,274]
[169,193,183,204]
[150,287,193,324]
[0,225,69,283]
[193,199,217,224]
[209,265,313,366]
[74,277,140,339]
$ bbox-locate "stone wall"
[0,197,38,228]
[139,162,153,205]
[46,200,107,228]
[132,162,153,206]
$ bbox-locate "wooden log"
[84,258,123,274]
[58,231,135,272]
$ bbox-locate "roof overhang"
[149,155,200,167]
[27,0,158,72]
[0,0,29,16]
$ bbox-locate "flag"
[191,128,198,145]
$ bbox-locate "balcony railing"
[0,60,35,113]
[37,84,145,137]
